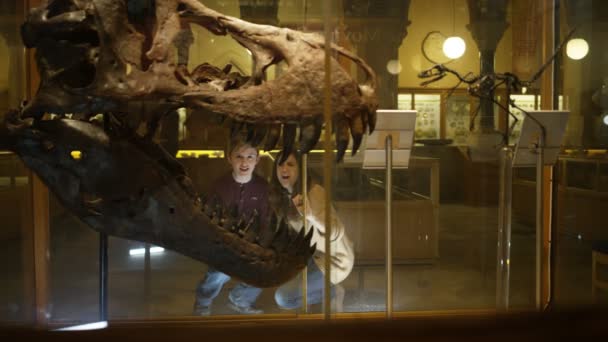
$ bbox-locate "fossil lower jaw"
[6,117,314,287]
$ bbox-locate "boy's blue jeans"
[195,269,262,308]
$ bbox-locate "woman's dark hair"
[268,151,317,220]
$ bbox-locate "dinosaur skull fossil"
[1,0,378,287]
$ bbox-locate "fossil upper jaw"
[21,0,378,160]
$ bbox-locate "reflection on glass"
[566,161,596,191]
[555,0,608,308]
[10,0,608,324]
[414,94,441,139]
[49,199,98,322]
[445,95,471,145]
[0,154,30,322]
[599,164,608,193]
[0,1,31,325]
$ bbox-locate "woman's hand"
[292,194,304,215]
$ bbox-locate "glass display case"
[0,0,607,335]
[0,1,32,324]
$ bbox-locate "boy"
[193,141,269,315]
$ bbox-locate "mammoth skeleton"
[0,0,378,287]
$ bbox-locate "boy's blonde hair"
[227,139,259,158]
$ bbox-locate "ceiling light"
[443,36,466,59]
[566,38,589,60]
[386,59,402,75]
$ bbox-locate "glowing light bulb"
[566,38,589,60]
[442,36,466,59]
[603,114,608,126]
[386,59,402,75]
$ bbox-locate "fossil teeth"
[210,211,220,225]
[258,214,278,246]
[230,120,244,139]
[308,243,317,257]
[271,220,290,252]
[215,204,224,219]
[210,204,223,225]
[244,123,255,143]
[280,124,296,163]
[202,203,211,217]
[204,195,219,217]
[243,211,260,242]
[199,193,208,207]
[298,117,322,154]
[287,227,305,255]
[234,215,247,235]
[300,227,314,251]
[368,109,377,134]
[350,115,364,156]
[360,107,369,134]
[220,204,236,228]
[250,124,267,147]
[263,124,281,152]
[221,216,233,230]
[335,117,350,162]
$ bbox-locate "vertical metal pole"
[322,0,333,320]
[535,132,545,311]
[301,154,308,313]
[385,135,393,318]
[99,233,108,321]
[496,147,513,310]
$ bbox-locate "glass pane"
[445,95,471,145]
[0,154,31,323]
[599,164,608,193]
[414,94,441,139]
[107,238,202,318]
[15,0,602,324]
[555,0,608,307]
[0,1,31,324]
[565,161,596,190]
[398,94,413,110]
[49,197,99,323]
[344,0,546,313]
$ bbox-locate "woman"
[269,151,354,311]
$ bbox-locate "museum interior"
[1,0,608,340]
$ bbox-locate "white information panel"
[512,110,569,167]
[350,110,417,169]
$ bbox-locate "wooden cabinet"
[513,155,608,241]
[334,157,440,265]
[336,198,437,264]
